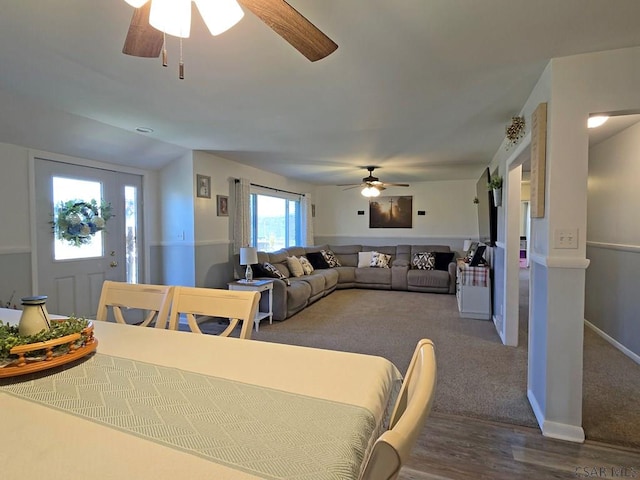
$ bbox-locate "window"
[250,192,301,251]
[53,177,104,260]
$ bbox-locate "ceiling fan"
[338,167,410,197]
[122,0,338,62]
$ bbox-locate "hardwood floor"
[400,412,640,479]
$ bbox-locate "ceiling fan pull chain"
[162,32,168,67]
[179,37,184,80]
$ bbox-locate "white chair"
[360,338,437,480]
[95,281,174,329]
[167,286,259,339]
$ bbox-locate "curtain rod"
[235,179,305,197]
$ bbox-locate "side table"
[228,279,274,332]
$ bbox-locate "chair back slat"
[168,287,259,339]
[96,281,174,329]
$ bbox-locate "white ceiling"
[2,1,640,185]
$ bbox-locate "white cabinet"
[456,260,491,320]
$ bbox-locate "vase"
[493,188,502,207]
[19,296,51,336]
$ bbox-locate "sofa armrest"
[447,261,457,294]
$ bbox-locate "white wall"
[490,45,640,443]
[314,179,478,248]
[586,120,640,357]
[0,142,31,251]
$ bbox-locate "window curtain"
[233,178,251,254]
[300,194,314,246]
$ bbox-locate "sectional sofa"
[235,244,458,321]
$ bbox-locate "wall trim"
[587,241,640,253]
[527,389,585,443]
[315,234,474,241]
[529,252,590,269]
[585,319,640,365]
[0,246,31,255]
[195,240,232,247]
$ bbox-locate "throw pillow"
[286,256,305,277]
[321,249,341,267]
[370,251,391,268]
[412,252,435,270]
[433,251,455,271]
[262,262,291,285]
[306,251,330,269]
[251,263,272,278]
[299,256,314,275]
[357,251,374,268]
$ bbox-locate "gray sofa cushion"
[407,269,451,289]
[355,267,392,285]
[329,245,361,267]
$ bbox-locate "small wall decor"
[196,174,211,199]
[369,196,413,228]
[52,199,112,247]
[505,116,526,149]
[216,195,229,216]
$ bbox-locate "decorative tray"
[0,320,97,378]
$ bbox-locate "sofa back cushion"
[328,245,361,267]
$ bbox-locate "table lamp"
[239,247,258,282]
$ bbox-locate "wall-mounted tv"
[476,167,497,246]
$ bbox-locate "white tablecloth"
[0,308,402,479]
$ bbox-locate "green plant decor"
[0,317,90,364]
[52,199,113,247]
[487,174,503,190]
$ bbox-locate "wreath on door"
[53,199,113,247]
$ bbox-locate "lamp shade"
[124,0,149,7]
[149,0,192,38]
[195,0,245,36]
[240,247,258,266]
[361,186,380,197]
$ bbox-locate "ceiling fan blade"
[383,183,410,187]
[122,3,163,58]
[340,185,362,191]
[237,0,338,62]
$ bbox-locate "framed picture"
[196,174,211,199]
[216,195,229,216]
[369,196,413,228]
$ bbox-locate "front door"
[35,158,143,317]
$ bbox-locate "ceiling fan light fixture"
[361,186,381,198]
[149,0,192,38]
[124,0,149,7]
[195,0,245,36]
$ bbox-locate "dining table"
[0,307,402,479]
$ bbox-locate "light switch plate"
[554,228,578,249]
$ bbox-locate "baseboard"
[584,320,640,365]
[527,389,585,443]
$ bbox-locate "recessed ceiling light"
[588,116,609,129]
[135,126,154,133]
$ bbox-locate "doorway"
[34,158,143,317]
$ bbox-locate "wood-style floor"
[400,412,640,479]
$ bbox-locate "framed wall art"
[196,174,211,199]
[216,195,229,216]
[369,196,413,228]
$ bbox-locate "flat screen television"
[476,167,497,246]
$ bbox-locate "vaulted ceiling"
[2,1,640,185]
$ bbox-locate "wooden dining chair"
[167,286,260,339]
[95,281,174,329]
[359,338,437,480]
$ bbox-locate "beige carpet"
[201,276,640,449]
